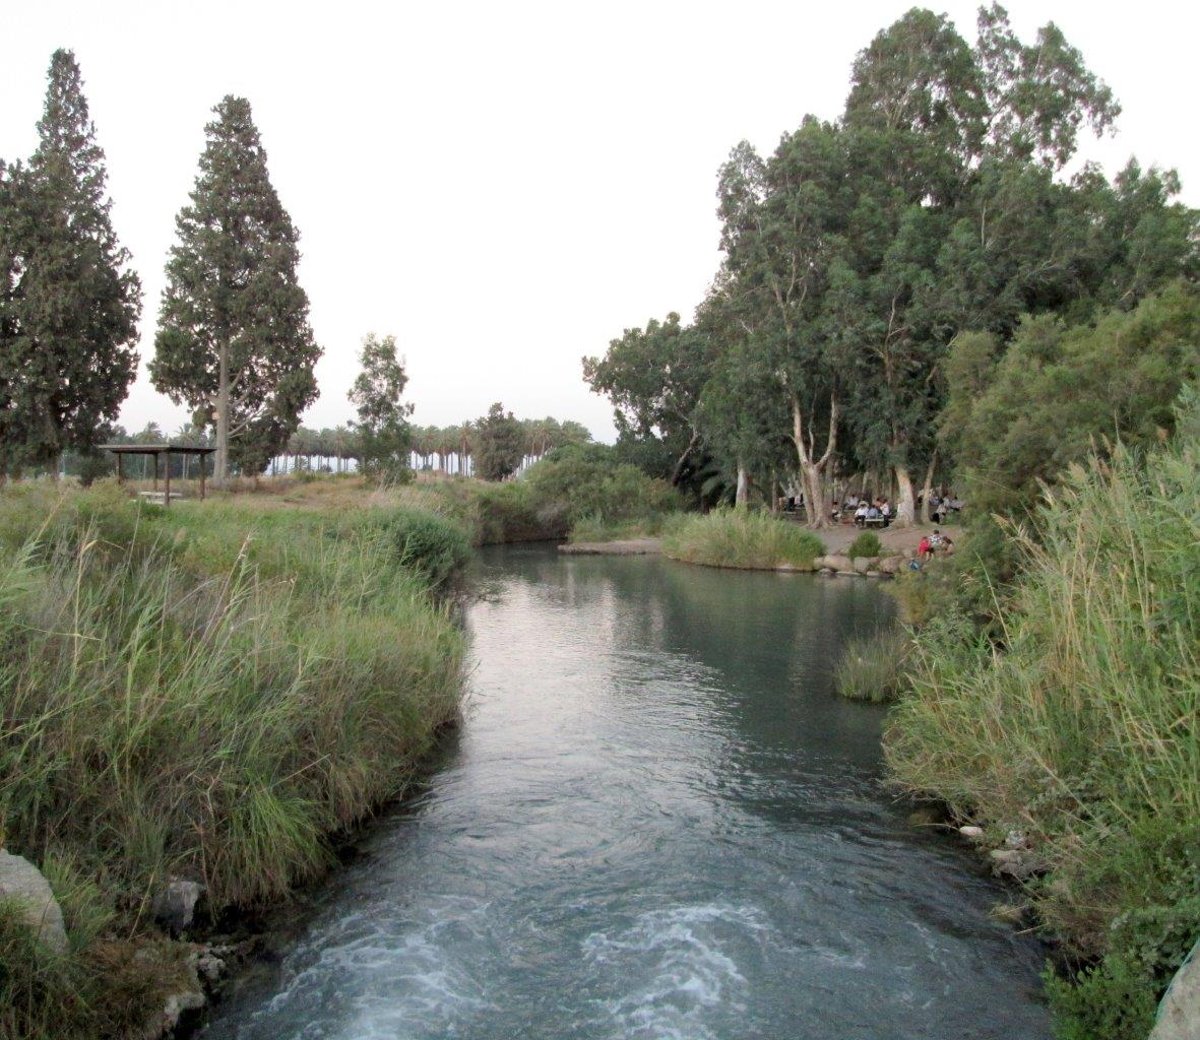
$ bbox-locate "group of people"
[840,495,893,527]
[917,529,955,560]
[924,490,964,523]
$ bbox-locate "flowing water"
[202,545,1049,1040]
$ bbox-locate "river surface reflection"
[201,545,1049,1040]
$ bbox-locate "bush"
[379,508,471,587]
[662,509,824,570]
[523,444,679,537]
[846,530,883,559]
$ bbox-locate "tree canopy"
[0,50,141,476]
[151,96,320,483]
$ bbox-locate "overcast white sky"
[4,1,1197,443]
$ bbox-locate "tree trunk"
[792,391,837,528]
[920,449,938,524]
[215,340,230,486]
[893,464,916,527]
[735,460,750,508]
[670,429,701,487]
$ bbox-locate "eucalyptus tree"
[716,119,849,525]
[348,332,413,478]
[152,96,320,484]
[583,310,716,486]
[0,51,141,477]
[830,4,1122,524]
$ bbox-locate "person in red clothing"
[917,534,931,561]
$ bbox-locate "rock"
[989,847,1040,880]
[0,850,68,953]
[877,555,905,575]
[192,947,226,986]
[1151,943,1200,1040]
[153,879,204,936]
[825,554,854,573]
[852,556,873,574]
[1005,829,1028,850]
[959,825,985,841]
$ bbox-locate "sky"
[4,1,1198,444]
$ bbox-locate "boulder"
[0,850,67,953]
[152,879,204,936]
[851,556,874,574]
[824,554,854,573]
[959,825,985,841]
[1152,943,1200,1040]
[877,555,905,575]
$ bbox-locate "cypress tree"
[0,50,142,476]
[151,96,320,484]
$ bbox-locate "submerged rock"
[0,849,68,953]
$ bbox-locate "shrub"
[846,530,883,559]
[379,508,471,587]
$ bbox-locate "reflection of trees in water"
[480,548,896,784]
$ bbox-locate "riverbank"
[0,481,469,1039]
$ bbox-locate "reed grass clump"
[0,484,466,989]
[884,400,1200,1039]
[834,627,912,703]
[661,509,824,570]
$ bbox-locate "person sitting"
[880,499,892,527]
[854,502,869,527]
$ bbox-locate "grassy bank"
[884,400,1200,1039]
[661,509,824,570]
[0,482,467,1037]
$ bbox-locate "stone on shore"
[824,554,854,573]
[0,849,68,953]
[153,878,205,936]
[1151,943,1200,1040]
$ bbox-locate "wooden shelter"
[101,444,217,505]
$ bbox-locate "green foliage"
[846,530,883,558]
[0,51,141,477]
[662,509,824,570]
[349,333,414,480]
[941,283,1200,517]
[473,403,525,481]
[1043,955,1156,1040]
[152,96,320,483]
[378,509,471,588]
[886,388,1200,1036]
[0,485,464,924]
[834,627,911,703]
[523,443,679,535]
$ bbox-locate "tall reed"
[662,509,824,570]
[885,412,1200,1038]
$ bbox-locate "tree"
[348,333,414,479]
[151,96,320,484]
[583,310,716,486]
[0,51,141,477]
[473,403,525,481]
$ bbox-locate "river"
[201,545,1049,1040]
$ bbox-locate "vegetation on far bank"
[661,509,824,570]
[0,481,468,1037]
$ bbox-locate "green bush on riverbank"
[885,393,1200,1039]
[661,509,824,570]
[0,483,466,1034]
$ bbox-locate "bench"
[138,491,184,505]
